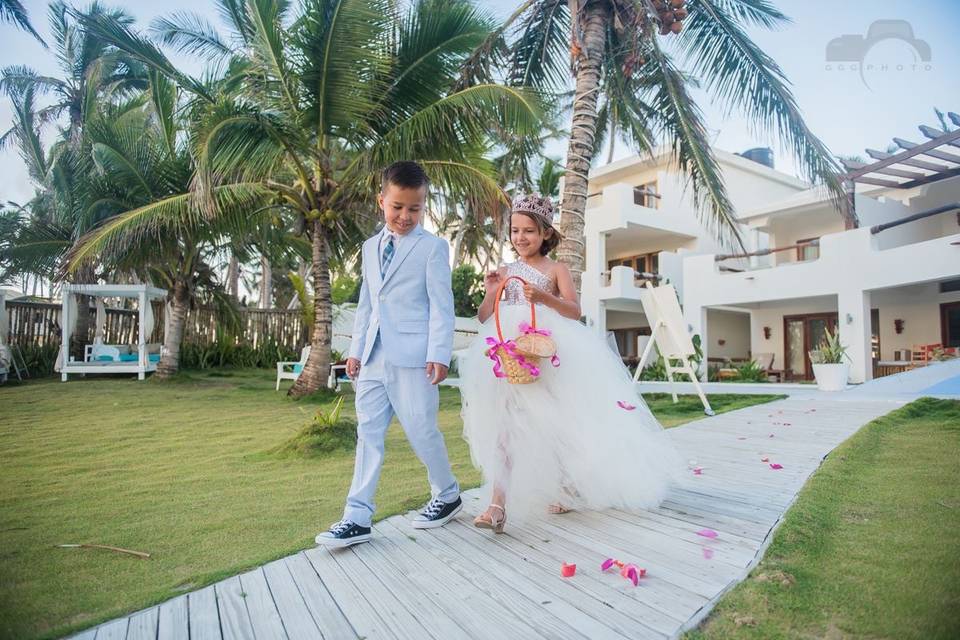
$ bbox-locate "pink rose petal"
[696,528,718,538]
[692,467,703,475]
[769,463,783,470]
[617,400,636,411]
[601,558,615,572]
[702,548,714,559]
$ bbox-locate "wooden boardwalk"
[68,396,895,640]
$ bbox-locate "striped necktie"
[380,232,395,276]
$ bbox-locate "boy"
[316,161,461,548]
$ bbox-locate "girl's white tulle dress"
[460,261,684,520]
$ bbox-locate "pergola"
[57,284,167,381]
[841,110,960,227]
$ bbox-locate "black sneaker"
[315,519,371,548]
[411,496,462,529]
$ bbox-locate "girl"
[460,194,683,532]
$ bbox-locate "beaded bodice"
[503,261,554,305]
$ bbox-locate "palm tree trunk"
[606,118,617,164]
[156,279,189,378]
[289,220,333,398]
[226,254,240,298]
[558,1,609,293]
[258,254,272,308]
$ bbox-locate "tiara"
[512,194,555,220]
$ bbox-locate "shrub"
[275,397,357,456]
[734,360,769,382]
[451,264,485,317]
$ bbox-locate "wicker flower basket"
[485,276,558,385]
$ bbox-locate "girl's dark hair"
[381,161,430,191]
[511,196,561,256]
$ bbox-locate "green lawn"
[685,397,960,640]
[0,369,777,640]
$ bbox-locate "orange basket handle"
[493,275,536,343]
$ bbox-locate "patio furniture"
[716,367,738,381]
[277,347,351,391]
[754,352,784,382]
[276,346,310,391]
[875,360,920,377]
[57,284,166,381]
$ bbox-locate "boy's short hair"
[381,161,430,192]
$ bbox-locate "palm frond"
[508,0,570,91]
[66,182,273,271]
[75,8,213,102]
[148,68,178,156]
[0,0,46,46]
[150,12,235,61]
[645,37,742,249]
[295,0,392,141]
[364,83,542,166]
[245,0,300,117]
[379,0,492,118]
[676,0,846,215]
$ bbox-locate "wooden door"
[783,313,839,380]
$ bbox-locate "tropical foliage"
[77,0,540,395]
[488,0,848,290]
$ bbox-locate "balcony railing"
[599,268,662,288]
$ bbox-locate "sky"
[1,0,958,204]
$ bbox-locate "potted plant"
[808,329,850,391]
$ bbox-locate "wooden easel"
[632,282,714,416]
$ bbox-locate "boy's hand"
[346,357,361,379]
[426,362,448,385]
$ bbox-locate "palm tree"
[0,0,46,45]
[65,76,267,377]
[1,1,149,356]
[82,0,541,397]
[489,0,847,291]
[1,2,146,146]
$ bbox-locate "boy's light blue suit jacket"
[349,225,455,368]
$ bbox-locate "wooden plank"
[443,519,671,638]
[238,568,287,640]
[93,618,128,640]
[340,534,476,640]
[303,546,397,640]
[125,607,159,640]
[378,517,612,640]
[322,542,437,640]
[373,518,552,639]
[188,586,222,640]
[261,559,324,640]
[157,596,188,640]
[283,552,357,640]
[215,576,256,640]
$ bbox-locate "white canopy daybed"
[57,284,167,381]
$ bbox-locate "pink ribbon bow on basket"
[485,337,541,378]
[518,322,561,367]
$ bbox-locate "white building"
[581,120,960,385]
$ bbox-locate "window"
[607,253,659,276]
[940,279,960,293]
[633,181,659,209]
[796,237,820,261]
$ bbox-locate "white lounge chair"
[276,346,310,391]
